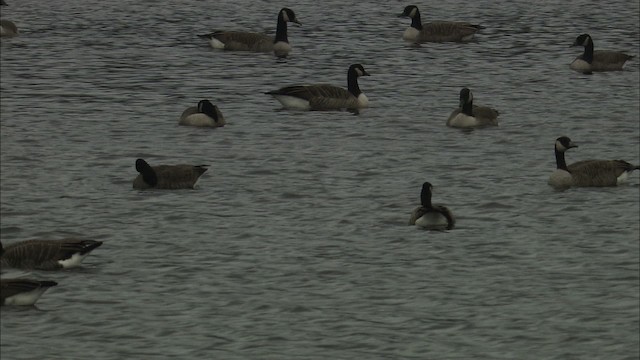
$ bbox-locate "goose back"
[1,239,103,270]
[1,278,58,306]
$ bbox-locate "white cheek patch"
[282,10,290,22]
[409,7,417,18]
[58,252,88,268]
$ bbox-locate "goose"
[179,100,225,128]
[446,88,499,128]
[266,64,370,111]
[0,239,103,270]
[133,159,208,190]
[198,8,301,58]
[1,278,57,306]
[549,136,640,188]
[398,5,483,43]
[409,182,455,230]
[570,34,633,74]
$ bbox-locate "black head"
[399,5,419,18]
[197,99,219,122]
[421,182,433,193]
[459,87,473,106]
[555,136,578,152]
[349,64,370,77]
[280,8,301,26]
[572,34,591,47]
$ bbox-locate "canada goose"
[549,136,640,188]
[409,182,455,230]
[570,34,633,74]
[133,159,208,190]
[1,278,58,306]
[198,8,301,58]
[179,100,226,128]
[446,88,499,128]
[0,239,103,270]
[398,5,483,43]
[266,64,370,111]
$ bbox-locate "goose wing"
[433,205,455,230]
[421,21,481,42]
[592,50,634,68]
[152,165,208,189]
[409,206,426,225]
[472,105,500,125]
[211,31,273,51]
[568,160,636,186]
[1,279,57,301]
[2,239,102,270]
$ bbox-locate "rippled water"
[1,0,639,359]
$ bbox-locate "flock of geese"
[0,4,638,306]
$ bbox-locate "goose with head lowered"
[1,239,103,270]
[133,159,208,190]
[570,34,633,74]
[398,5,483,43]
[179,100,225,128]
[549,136,640,189]
[446,88,499,128]
[409,182,455,230]
[1,278,58,306]
[198,8,301,58]
[266,64,370,111]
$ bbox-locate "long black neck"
[582,38,594,64]
[411,10,423,30]
[274,14,289,43]
[555,147,569,171]
[347,70,362,97]
[461,98,474,116]
[420,188,433,209]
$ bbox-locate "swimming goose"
[409,182,455,230]
[446,88,499,128]
[133,159,208,190]
[179,100,225,128]
[266,64,370,111]
[398,5,483,43]
[549,136,640,188]
[0,239,103,270]
[198,8,301,58]
[570,34,633,74]
[1,278,58,306]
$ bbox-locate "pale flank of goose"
[198,8,301,58]
[133,159,208,190]
[409,182,455,230]
[1,278,58,306]
[179,100,226,128]
[265,64,370,111]
[446,88,499,128]
[548,136,640,189]
[570,34,633,74]
[398,5,483,43]
[0,239,103,270]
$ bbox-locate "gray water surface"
[1,0,639,359]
